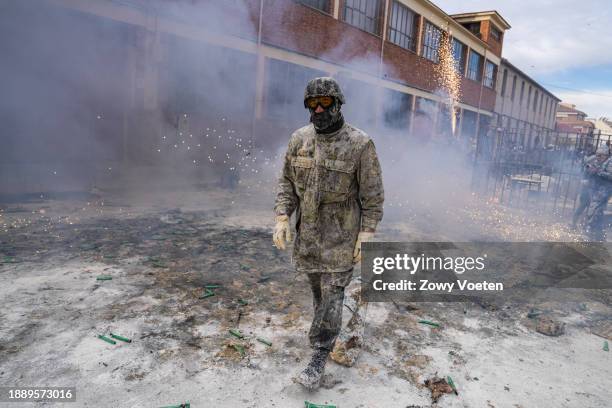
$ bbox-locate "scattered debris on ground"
[0,190,610,407]
[536,317,566,337]
[424,375,454,403]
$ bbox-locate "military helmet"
[304,77,345,108]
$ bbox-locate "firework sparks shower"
[435,28,462,136]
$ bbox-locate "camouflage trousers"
[572,185,593,226]
[586,185,611,241]
[306,269,353,351]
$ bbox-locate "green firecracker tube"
[232,344,245,357]
[447,376,459,395]
[205,284,221,289]
[110,333,132,343]
[418,320,440,327]
[256,337,272,347]
[96,275,112,281]
[160,402,190,408]
[199,289,215,299]
[97,335,116,345]
[229,329,244,339]
[304,401,336,408]
[604,341,609,352]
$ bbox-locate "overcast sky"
[435,0,612,118]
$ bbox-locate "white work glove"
[272,214,292,250]
[353,231,374,263]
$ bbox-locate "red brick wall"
[382,41,436,91]
[460,77,495,110]
[255,0,495,111]
[261,0,381,73]
[480,21,502,57]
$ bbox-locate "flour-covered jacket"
[274,122,384,272]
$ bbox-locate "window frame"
[383,87,413,130]
[265,58,327,121]
[342,0,383,36]
[421,20,442,63]
[387,1,419,52]
[490,25,502,42]
[466,50,483,82]
[466,22,481,36]
[295,0,330,14]
[483,60,496,88]
[451,38,467,75]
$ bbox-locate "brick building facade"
[0,0,514,193]
[493,58,561,149]
[46,0,510,143]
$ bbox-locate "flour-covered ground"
[0,186,610,408]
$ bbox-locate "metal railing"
[472,127,611,218]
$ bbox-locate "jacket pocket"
[320,159,355,194]
[291,156,314,189]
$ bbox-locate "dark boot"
[295,348,329,390]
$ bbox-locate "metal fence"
[471,127,612,219]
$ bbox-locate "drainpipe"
[474,47,486,163]
[374,0,390,130]
[249,0,264,151]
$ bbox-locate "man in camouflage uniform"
[273,77,384,389]
[572,146,609,229]
[585,144,612,240]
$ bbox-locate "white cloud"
[435,0,612,75]
[554,90,612,118]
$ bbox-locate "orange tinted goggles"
[306,96,334,109]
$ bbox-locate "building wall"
[494,60,559,134]
[479,21,502,56]
[2,0,516,194]
[51,0,500,113]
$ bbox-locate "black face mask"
[309,99,344,133]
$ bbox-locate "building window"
[421,21,442,63]
[343,0,382,35]
[265,58,326,121]
[451,39,466,74]
[483,61,496,88]
[461,109,478,140]
[464,22,480,37]
[388,1,419,52]
[389,1,419,51]
[490,25,502,41]
[383,88,413,129]
[519,81,525,105]
[500,69,508,96]
[511,75,517,101]
[527,86,532,110]
[337,75,379,130]
[540,96,545,115]
[466,50,483,81]
[295,0,330,13]
[533,90,538,112]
